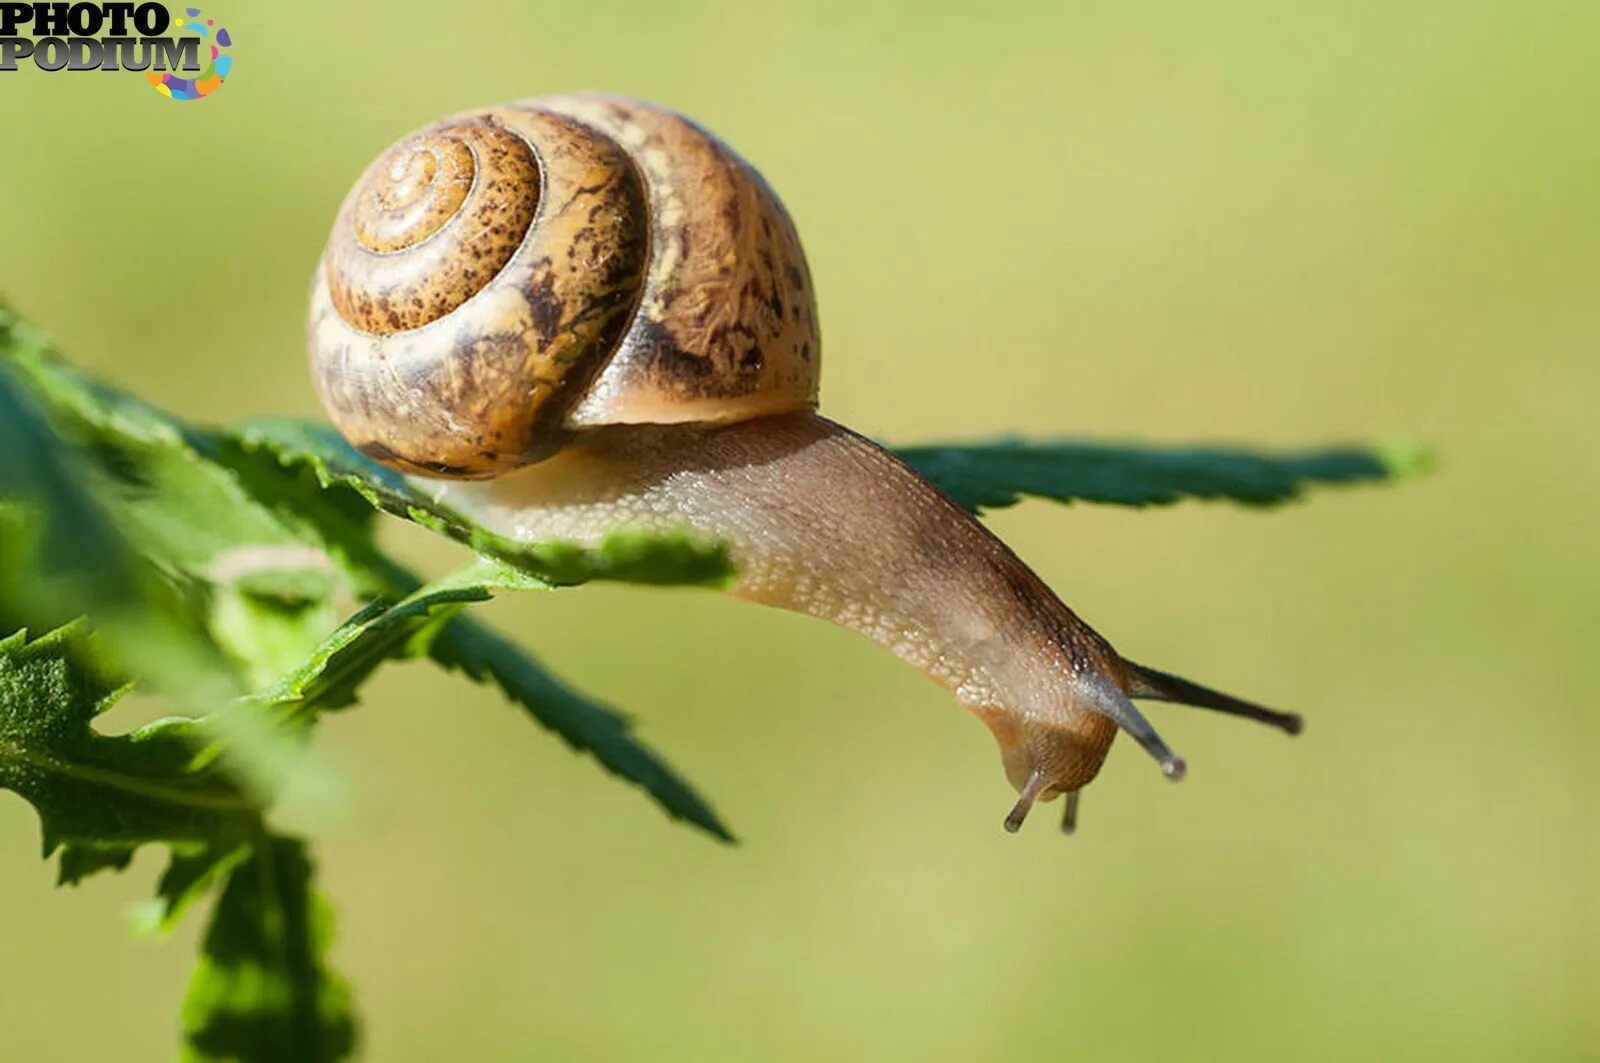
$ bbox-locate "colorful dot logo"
[148,7,232,101]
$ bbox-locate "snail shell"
[309,93,820,477]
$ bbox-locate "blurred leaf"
[55,842,135,886]
[1,323,361,807]
[181,833,356,1063]
[142,842,254,935]
[893,438,1432,513]
[0,317,227,691]
[3,330,351,687]
[0,624,259,865]
[0,366,138,618]
[225,419,733,588]
[195,428,398,601]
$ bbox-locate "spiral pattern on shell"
[309,93,820,478]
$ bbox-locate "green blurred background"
[2,0,1596,1059]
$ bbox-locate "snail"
[308,93,1302,835]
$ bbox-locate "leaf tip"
[1373,440,1437,480]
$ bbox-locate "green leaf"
[2,333,352,689]
[56,842,135,886]
[204,417,733,839]
[0,318,232,696]
[193,428,397,602]
[181,833,356,1063]
[893,438,1432,513]
[253,561,502,722]
[207,420,736,836]
[432,612,734,842]
[0,365,142,622]
[2,322,362,807]
[0,624,259,862]
[139,841,254,935]
[224,419,733,588]
[250,558,732,840]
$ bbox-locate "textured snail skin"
[428,412,1137,806]
[312,94,1297,831]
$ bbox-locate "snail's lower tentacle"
[428,411,1166,814]
[1061,790,1082,834]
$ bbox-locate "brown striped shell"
[309,93,820,478]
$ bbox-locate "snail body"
[310,93,1300,833]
